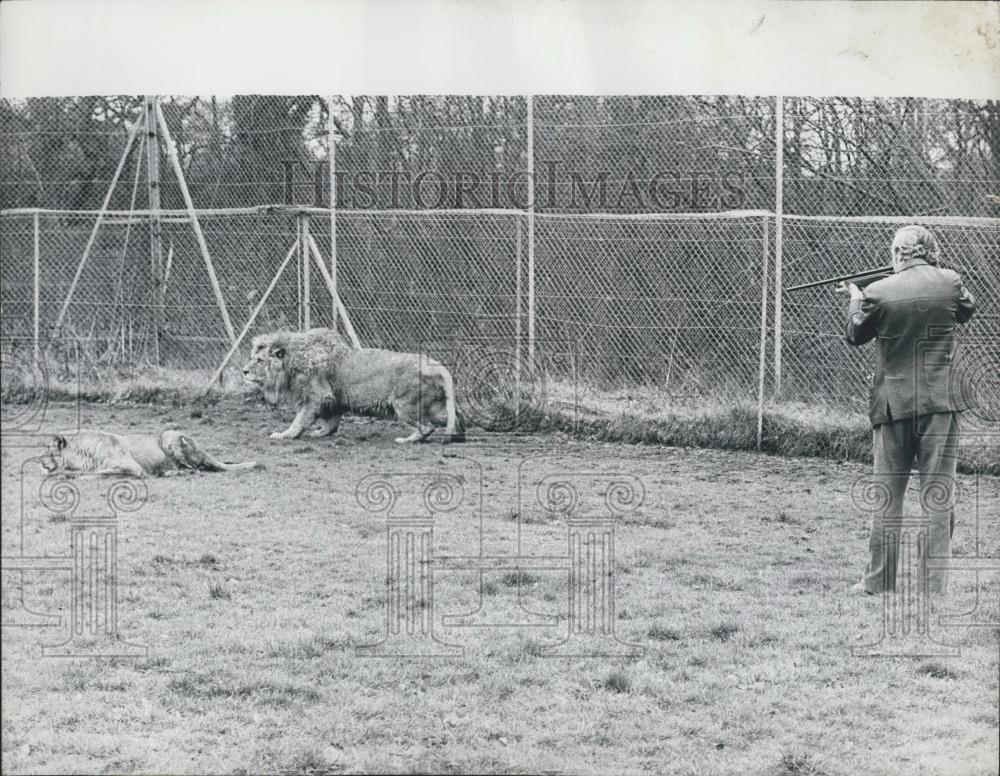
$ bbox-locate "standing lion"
[243,328,464,444]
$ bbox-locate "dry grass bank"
[3,368,997,475]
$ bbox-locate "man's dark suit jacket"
[845,258,977,426]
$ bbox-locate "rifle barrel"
[786,265,893,293]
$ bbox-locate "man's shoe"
[849,582,875,596]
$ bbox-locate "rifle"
[786,265,893,293]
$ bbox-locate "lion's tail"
[216,460,260,471]
[192,446,259,471]
[164,431,260,473]
[422,359,460,438]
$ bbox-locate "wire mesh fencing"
[6,96,994,215]
[336,210,521,351]
[3,96,783,214]
[782,98,999,218]
[4,205,999,416]
[1,207,776,404]
[532,96,776,214]
[2,94,998,417]
[0,208,323,375]
[534,212,771,398]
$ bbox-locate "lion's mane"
[250,328,450,424]
[250,328,350,407]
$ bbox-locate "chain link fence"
[0,207,772,400]
[534,212,770,396]
[783,98,998,218]
[0,208,314,374]
[338,210,520,350]
[1,95,997,414]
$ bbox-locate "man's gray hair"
[892,224,941,264]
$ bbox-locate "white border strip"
[1,1,998,99]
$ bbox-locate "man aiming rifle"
[786,265,892,293]
[834,225,977,595]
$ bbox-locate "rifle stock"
[786,265,893,293]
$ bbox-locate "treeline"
[1,96,996,216]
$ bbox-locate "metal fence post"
[756,215,770,450]
[773,95,784,399]
[328,95,338,332]
[33,211,40,361]
[526,95,536,364]
[514,215,523,422]
[51,119,141,339]
[154,100,236,345]
[301,212,311,331]
[143,95,164,366]
[144,96,164,367]
[296,214,303,331]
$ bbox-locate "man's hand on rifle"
[834,281,864,301]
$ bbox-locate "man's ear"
[270,345,286,359]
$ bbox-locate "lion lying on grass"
[243,327,464,444]
[41,430,260,478]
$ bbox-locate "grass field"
[2,399,998,775]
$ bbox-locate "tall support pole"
[773,95,784,398]
[307,234,361,348]
[144,96,164,366]
[33,212,40,360]
[206,239,300,388]
[52,119,141,338]
[41,516,146,657]
[756,215,770,450]
[296,217,303,331]
[154,101,236,344]
[328,95,338,331]
[526,95,536,364]
[301,213,311,330]
[514,216,523,403]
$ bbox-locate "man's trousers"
[862,411,960,594]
